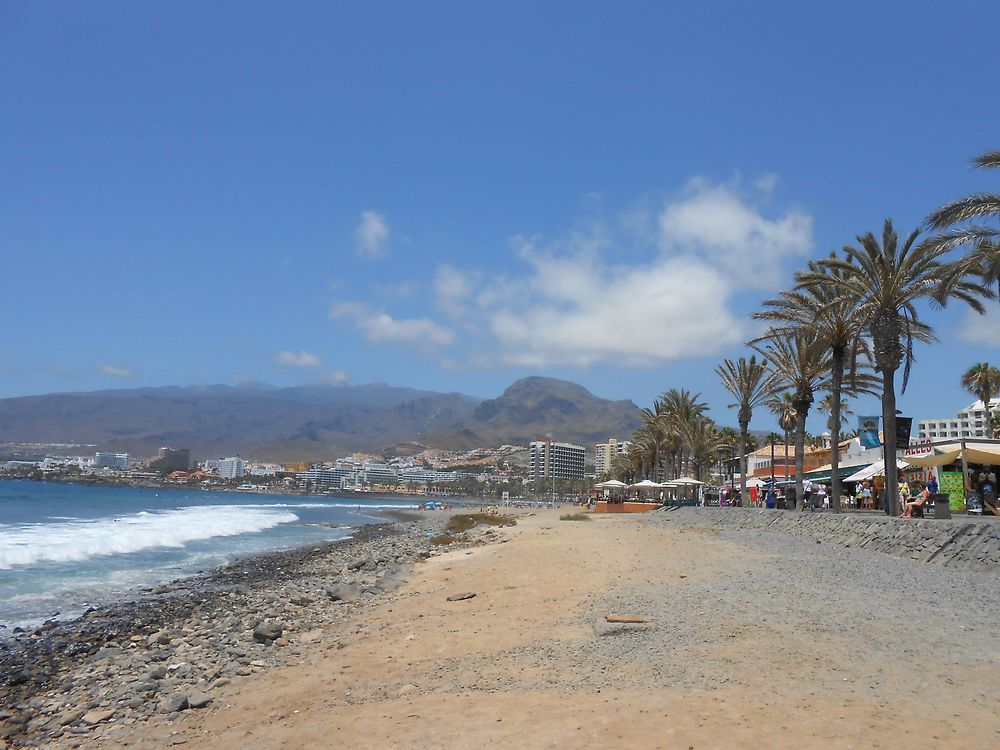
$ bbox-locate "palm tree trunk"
[795,410,806,511]
[830,349,844,512]
[881,368,899,516]
[782,428,790,508]
[738,419,749,506]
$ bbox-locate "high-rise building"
[594,438,630,476]
[529,440,586,481]
[917,398,1000,440]
[212,457,245,479]
[95,452,130,471]
[149,447,190,472]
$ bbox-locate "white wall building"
[529,440,586,481]
[95,452,129,471]
[594,438,630,476]
[209,457,245,479]
[917,398,1000,440]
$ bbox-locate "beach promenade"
[14,509,1000,750]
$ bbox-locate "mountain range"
[0,377,644,461]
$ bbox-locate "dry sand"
[101,510,999,749]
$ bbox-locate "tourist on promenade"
[901,481,930,519]
[860,481,873,510]
[899,480,911,509]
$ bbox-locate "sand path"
[107,511,999,749]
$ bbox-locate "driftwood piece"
[604,615,647,624]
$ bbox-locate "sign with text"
[939,470,966,511]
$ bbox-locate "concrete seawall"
[656,507,1000,570]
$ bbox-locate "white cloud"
[447,178,811,368]
[276,350,322,368]
[99,364,134,378]
[658,178,812,288]
[481,249,746,367]
[958,306,1000,346]
[319,369,349,385]
[330,302,455,347]
[355,210,389,258]
[434,264,478,317]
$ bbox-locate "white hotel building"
[594,438,630,476]
[529,440,586,481]
[916,398,1000,440]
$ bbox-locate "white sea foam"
[254,502,420,510]
[0,505,298,569]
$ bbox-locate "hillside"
[0,377,643,460]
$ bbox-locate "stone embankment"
[656,507,1000,569]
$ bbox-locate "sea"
[0,479,425,630]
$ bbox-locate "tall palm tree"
[809,220,989,515]
[818,394,853,432]
[754,331,830,510]
[755,255,868,512]
[768,394,797,489]
[677,416,725,482]
[658,388,708,478]
[961,363,1000,439]
[715,355,778,503]
[764,432,782,483]
[924,150,1000,298]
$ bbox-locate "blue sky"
[2,1,999,433]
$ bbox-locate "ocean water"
[0,479,422,629]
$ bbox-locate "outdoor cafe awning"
[904,441,1000,468]
[803,463,869,483]
[843,458,909,483]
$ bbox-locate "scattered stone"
[446,592,477,602]
[289,596,313,607]
[161,695,189,714]
[81,709,115,725]
[326,583,362,603]
[57,710,85,727]
[187,691,212,709]
[252,622,283,644]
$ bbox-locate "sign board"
[859,416,881,448]
[903,439,934,459]
[939,470,966,511]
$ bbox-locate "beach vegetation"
[444,513,517,534]
[559,513,591,521]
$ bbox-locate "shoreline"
[0,510,454,746]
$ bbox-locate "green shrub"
[559,513,591,521]
[444,513,517,534]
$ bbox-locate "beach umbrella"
[594,479,627,489]
[671,477,705,485]
[629,479,661,489]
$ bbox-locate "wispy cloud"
[355,210,390,258]
[99,364,134,378]
[276,350,322,367]
[330,302,454,347]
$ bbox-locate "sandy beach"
[6,508,1000,749]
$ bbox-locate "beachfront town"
[2,395,998,512]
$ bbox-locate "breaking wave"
[0,505,298,569]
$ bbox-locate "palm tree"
[768,394,797,490]
[657,388,708,478]
[716,355,777,504]
[677,416,725,482]
[924,150,1000,298]
[754,331,830,510]
[810,220,989,515]
[755,255,868,512]
[961,363,1000,439]
[818,394,853,432]
[764,432,782,483]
